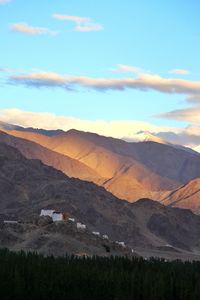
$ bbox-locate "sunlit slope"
[0,130,100,182]
[161,178,200,214]
[3,128,200,202]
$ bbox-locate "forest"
[1,249,200,300]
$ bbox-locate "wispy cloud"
[8,71,200,96]
[153,128,200,151]
[156,106,200,123]
[0,0,10,5]
[0,67,25,74]
[53,15,89,23]
[7,69,200,126]
[10,72,72,89]
[168,69,190,75]
[186,95,200,103]
[52,13,103,32]
[10,23,57,36]
[0,67,14,73]
[75,23,103,32]
[111,64,144,74]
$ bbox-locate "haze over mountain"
[2,142,200,259]
[128,130,199,155]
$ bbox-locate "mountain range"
[1,123,200,214]
[2,141,200,259]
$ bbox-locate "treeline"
[1,249,200,299]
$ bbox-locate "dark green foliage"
[0,249,200,300]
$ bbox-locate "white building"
[40,209,55,218]
[68,218,75,222]
[92,231,100,236]
[102,234,109,240]
[77,222,86,230]
[3,220,18,224]
[40,209,68,222]
[52,212,63,222]
[116,241,126,248]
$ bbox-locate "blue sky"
[1,0,200,144]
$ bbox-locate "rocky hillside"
[2,127,200,203]
[0,131,101,183]
[161,178,200,214]
[1,142,200,259]
[0,220,132,257]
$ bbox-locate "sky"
[1,0,200,149]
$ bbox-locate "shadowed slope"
[3,128,200,202]
[2,143,200,258]
[0,131,101,182]
[161,178,200,214]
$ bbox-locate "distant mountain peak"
[135,131,167,144]
[0,120,64,136]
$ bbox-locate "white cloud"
[184,125,200,136]
[7,69,200,128]
[0,67,16,73]
[10,23,57,36]
[8,71,200,96]
[75,23,103,32]
[156,106,200,123]
[53,14,89,23]
[111,64,144,74]
[169,69,190,75]
[0,68,11,72]
[155,126,200,151]
[52,13,103,32]
[0,108,174,139]
[0,0,10,4]
[186,95,200,103]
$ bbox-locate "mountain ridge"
[161,178,200,214]
[3,127,200,203]
[1,142,200,259]
[2,123,200,214]
[0,130,102,183]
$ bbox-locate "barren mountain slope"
[161,178,200,214]
[0,142,149,248]
[0,131,101,182]
[2,143,200,258]
[4,128,200,202]
[0,221,132,257]
[132,199,200,260]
